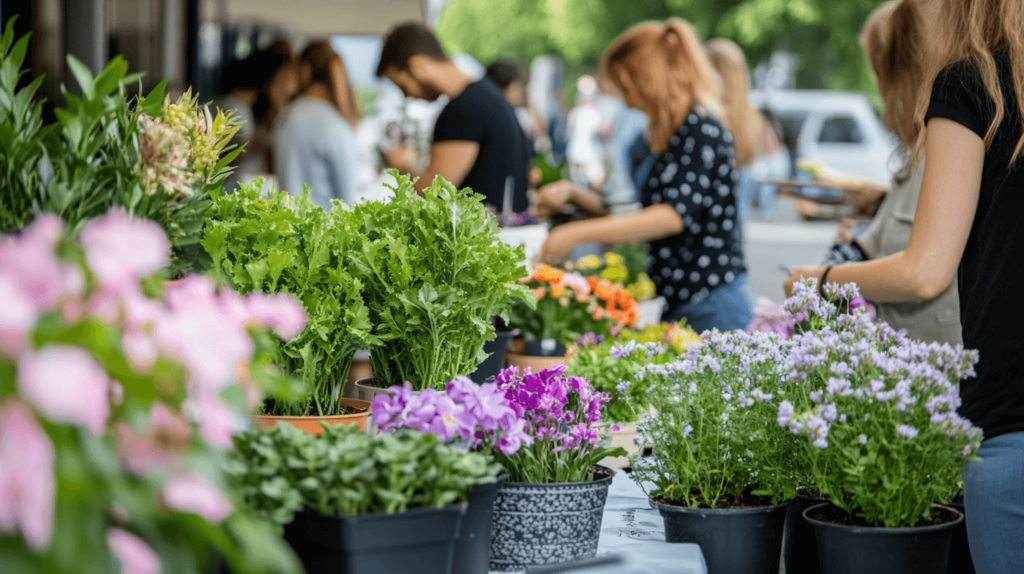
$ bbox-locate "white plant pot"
[598,421,640,469]
[497,224,548,272]
[635,296,666,329]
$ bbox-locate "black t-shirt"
[639,110,747,306]
[433,78,531,213]
[925,51,1024,440]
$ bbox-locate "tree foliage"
[436,0,888,92]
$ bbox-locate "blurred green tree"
[435,0,887,92]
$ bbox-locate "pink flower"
[153,304,253,391]
[0,233,63,310]
[80,209,169,291]
[245,292,307,341]
[0,401,55,551]
[116,403,191,475]
[122,329,159,372]
[192,391,240,449]
[18,345,110,434]
[21,213,64,248]
[0,275,38,359]
[107,528,161,574]
[162,474,234,524]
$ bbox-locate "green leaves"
[349,171,531,390]
[226,424,500,523]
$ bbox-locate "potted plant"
[371,376,532,574]
[573,245,664,328]
[778,280,980,574]
[0,21,242,274]
[349,172,534,399]
[625,329,800,574]
[225,422,500,574]
[0,210,305,574]
[486,365,626,571]
[202,180,376,433]
[508,265,639,371]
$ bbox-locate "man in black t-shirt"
[376,22,531,212]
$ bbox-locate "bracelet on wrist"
[819,265,835,299]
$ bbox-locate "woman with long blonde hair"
[273,41,362,207]
[706,38,789,220]
[785,1,1024,568]
[537,19,754,332]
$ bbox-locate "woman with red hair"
[537,19,753,333]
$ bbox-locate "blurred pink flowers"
[107,528,161,574]
[18,345,110,435]
[80,208,169,291]
[116,403,191,475]
[245,291,307,340]
[0,401,55,551]
[162,474,234,524]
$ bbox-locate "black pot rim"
[801,501,963,533]
[652,497,792,516]
[297,502,466,522]
[501,465,614,487]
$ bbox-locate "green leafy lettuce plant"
[626,330,800,508]
[225,423,500,525]
[202,180,376,416]
[0,19,241,273]
[349,171,534,390]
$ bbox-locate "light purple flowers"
[896,425,919,440]
[858,434,868,445]
[777,400,794,427]
[371,377,531,456]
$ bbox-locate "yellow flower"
[603,252,624,267]
[576,254,602,271]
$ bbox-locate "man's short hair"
[485,61,529,90]
[376,22,449,77]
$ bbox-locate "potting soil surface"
[805,503,961,529]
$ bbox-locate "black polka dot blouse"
[639,110,747,307]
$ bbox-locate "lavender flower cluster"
[371,377,532,456]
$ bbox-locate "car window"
[818,115,864,144]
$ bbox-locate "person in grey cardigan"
[788,0,961,346]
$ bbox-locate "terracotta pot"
[253,398,371,436]
[506,352,566,372]
[598,421,639,469]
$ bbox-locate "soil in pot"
[253,398,371,436]
[489,466,614,572]
[783,491,827,574]
[452,472,507,574]
[943,500,975,574]
[803,502,962,574]
[469,331,514,385]
[284,504,465,574]
[653,491,789,574]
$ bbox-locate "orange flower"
[532,287,546,300]
[595,280,614,302]
[592,308,605,321]
[551,284,566,298]
[616,289,636,309]
[587,275,599,291]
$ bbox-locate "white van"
[751,90,900,183]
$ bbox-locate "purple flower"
[857,434,867,445]
[896,424,919,439]
[777,401,794,427]
[615,380,631,395]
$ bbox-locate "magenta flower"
[80,209,170,291]
[18,345,110,434]
[0,401,55,551]
[162,473,234,524]
[107,528,161,574]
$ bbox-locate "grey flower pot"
[488,467,613,572]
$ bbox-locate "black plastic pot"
[943,502,975,574]
[523,338,567,357]
[803,502,962,574]
[653,498,790,574]
[452,473,506,574]
[470,331,514,384]
[489,466,613,572]
[283,504,465,574]
[783,493,826,574]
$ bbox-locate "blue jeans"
[664,273,756,334]
[963,431,1024,574]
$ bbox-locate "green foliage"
[203,179,376,416]
[0,19,241,274]
[530,154,568,188]
[225,423,500,524]
[436,0,888,92]
[567,338,679,424]
[348,171,534,390]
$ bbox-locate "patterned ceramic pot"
[488,466,613,571]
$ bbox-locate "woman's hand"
[538,224,582,265]
[535,180,578,218]
[783,265,826,298]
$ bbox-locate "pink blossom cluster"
[0,210,306,563]
[495,364,608,455]
[371,377,532,456]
